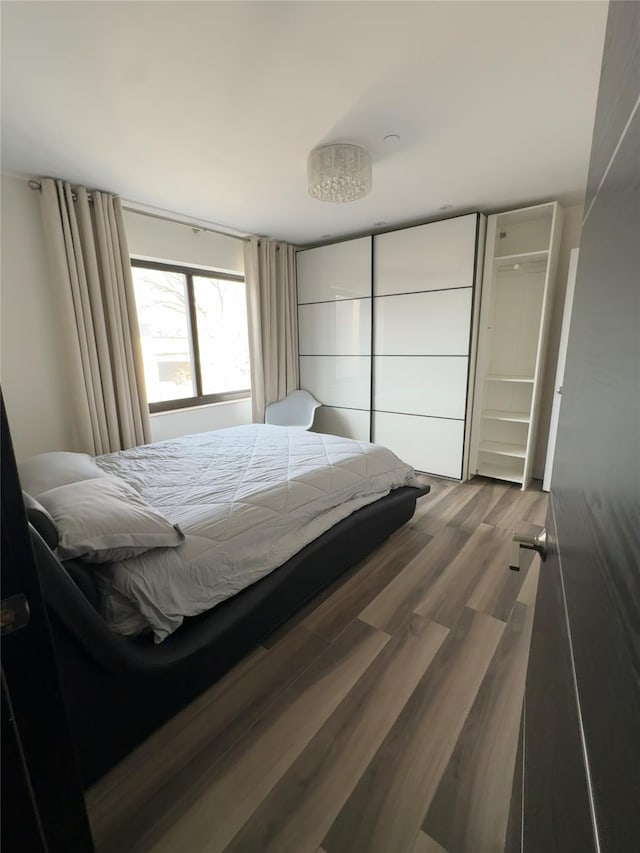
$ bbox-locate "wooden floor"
[86,476,548,853]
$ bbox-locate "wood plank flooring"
[86,476,547,853]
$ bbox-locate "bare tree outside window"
[131,261,250,412]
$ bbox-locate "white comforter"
[94,425,418,642]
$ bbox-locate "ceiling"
[1,1,607,245]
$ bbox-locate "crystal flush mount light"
[307,144,372,203]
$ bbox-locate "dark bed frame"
[28,482,429,787]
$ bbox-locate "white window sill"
[150,397,252,417]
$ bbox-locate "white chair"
[265,390,321,429]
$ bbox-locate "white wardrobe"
[297,236,372,442]
[297,213,485,479]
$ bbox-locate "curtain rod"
[120,204,251,243]
[27,179,252,243]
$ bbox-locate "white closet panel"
[375,215,477,296]
[313,406,371,442]
[300,356,371,410]
[298,299,371,356]
[374,289,472,356]
[373,412,464,478]
[297,237,371,304]
[373,356,468,419]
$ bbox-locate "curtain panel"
[244,237,299,423]
[39,178,151,454]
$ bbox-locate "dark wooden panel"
[584,1,640,208]
[551,101,640,851]
[1,397,94,852]
[521,505,596,852]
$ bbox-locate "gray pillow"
[18,451,107,498]
[37,475,184,563]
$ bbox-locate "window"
[131,260,251,413]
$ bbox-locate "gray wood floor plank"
[517,559,540,607]
[413,523,513,628]
[446,479,512,532]
[323,608,505,853]
[466,536,534,623]
[142,619,389,853]
[86,477,548,853]
[411,831,449,853]
[88,626,328,850]
[423,602,535,853]
[483,482,547,530]
[412,480,485,536]
[301,523,431,641]
[360,525,471,633]
[409,478,459,522]
[225,615,448,853]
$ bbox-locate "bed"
[20,425,429,785]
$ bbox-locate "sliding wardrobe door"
[372,214,483,478]
[297,237,372,441]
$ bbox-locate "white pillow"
[19,451,107,498]
[37,475,184,563]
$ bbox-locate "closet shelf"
[479,440,527,459]
[481,409,531,423]
[476,460,524,484]
[486,374,535,383]
[493,250,549,262]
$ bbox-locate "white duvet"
[94,425,418,642]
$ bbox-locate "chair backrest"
[265,390,321,429]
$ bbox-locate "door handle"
[509,528,547,571]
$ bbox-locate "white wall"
[123,209,245,274]
[533,203,583,477]
[0,174,79,458]
[150,398,252,442]
[123,208,252,441]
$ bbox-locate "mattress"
[94,425,418,642]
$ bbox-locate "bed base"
[31,483,428,786]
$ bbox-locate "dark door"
[512,3,640,850]
[1,394,94,852]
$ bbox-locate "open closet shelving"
[469,201,563,489]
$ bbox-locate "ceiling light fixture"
[307,144,372,203]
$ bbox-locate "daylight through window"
[131,261,251,412]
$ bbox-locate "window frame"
[131,258,251,414]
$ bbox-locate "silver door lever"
[509,528,547,571]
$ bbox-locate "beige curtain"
[244,237,299,423]
[39,178,151,454]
